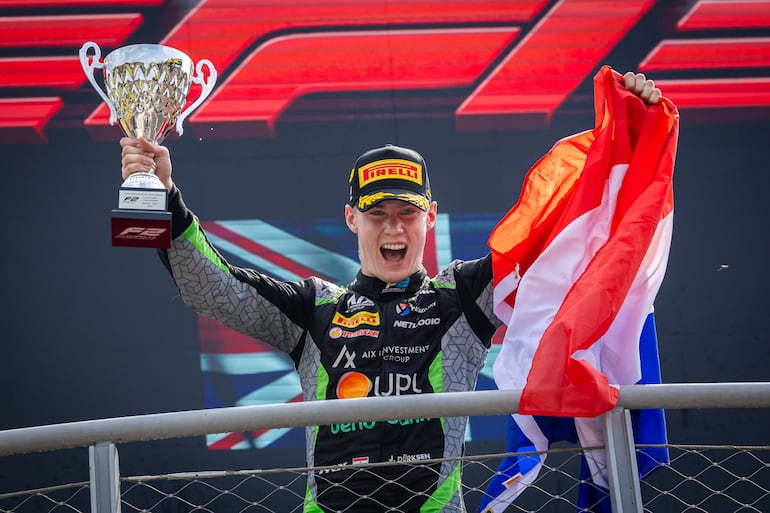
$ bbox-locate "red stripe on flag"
[527,67,677,416]
[207,393,304,450]
[207,431,247,450]
[200,221,336,282]
[249,394,304,442]
[199,315,274,354]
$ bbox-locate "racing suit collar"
[350,268,428,300]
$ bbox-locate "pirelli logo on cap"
[333,311,381,328]
[358,159,423,188]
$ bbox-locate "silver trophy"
[79,41,217,248]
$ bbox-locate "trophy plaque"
[79,41,217,248]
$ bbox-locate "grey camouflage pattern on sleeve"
[166,237,305,354]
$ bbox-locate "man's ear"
[345,204,358,234]
[426,201,438,230]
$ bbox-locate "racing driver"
[119,72,661,512]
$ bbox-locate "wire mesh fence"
[1,443,769,512]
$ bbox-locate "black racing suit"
[159,187,502,512]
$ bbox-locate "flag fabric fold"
[479,65,678,512]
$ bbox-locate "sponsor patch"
[329,328,379,339]
[393,317,441,329]
[396,301,436,316]
[337,371,372,399]
[347,294,375,312]
[358,158,423,187]
[333,311,380,328]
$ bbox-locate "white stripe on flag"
[493,164,628,391]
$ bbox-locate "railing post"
[89,442,121,513]
[603,408,642,513]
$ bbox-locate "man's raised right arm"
[119,137,313,356]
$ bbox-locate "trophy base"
[119,172,168,211]
[111,209,172,249]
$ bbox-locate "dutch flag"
[480,66,679,512]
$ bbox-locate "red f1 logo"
[2,0,770,143]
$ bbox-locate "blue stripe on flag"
[478,312,669,512]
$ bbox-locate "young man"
[120,73,661,512]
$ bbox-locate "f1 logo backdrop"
[2,0,770,143]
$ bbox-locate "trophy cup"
[79,41,217,248]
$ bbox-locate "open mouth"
[381,243,407,263]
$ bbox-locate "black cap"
[348,144,432,211]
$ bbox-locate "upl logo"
[2,0,769,143]
[336,371,423,399]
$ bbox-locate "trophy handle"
[174,58,218,136]
[78,41,118,126]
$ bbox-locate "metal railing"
[1,383,769,512]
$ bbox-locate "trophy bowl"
[104,44,192,143]
[80,42,216,144]
[79,41,217,248]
